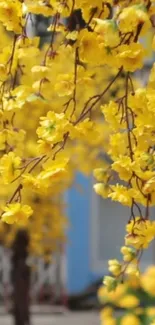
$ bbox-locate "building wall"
[66,173,155,295]
[66,173,92,294]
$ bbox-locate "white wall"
[91,186,155,274]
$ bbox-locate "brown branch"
[145,194,151,220]
[133,200,143,219]
[7,35,17,75]
[128,74,135,95]
[134,22,143,43]
[42,13,59,66]
[75,67,123,125]
[124,73,133,161]
[28,155,46,173]
[52,132,69,160]
[70,0,75,16]
[7,184,23,204]
[11,156,46,183]
[70,47,78,118]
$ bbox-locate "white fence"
[0,246,66,303]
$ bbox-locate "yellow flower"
[37,140,52,154]
[37,158,69,182]
[108,259,121,276]
[103,276,117,291]
[128,88,147,114]
[31,65,51,78]
[141,266,155,296]
[121,246,136,262]
[2,203,33,225]
[55,74,75,97]
[25,0,54,16]
[100,307,116,325]
[37,111,70,144]
[78,29,101,63]
[127,275,140,289]
[101,101,123,131]
[0,152,21,184]
[94,183,110,198]
[22,174,49,194]
[118,5,151,35]
[125,263,139,277]
[112,156,133,181]
[109,184,132,206]
[94,18,120,47]
[66,31,78,41]
[77,0,109,23]
[125,234,143,249]
[3,86,31,111]
[116,43,145,72]
[143,176,155,194]
[126,217,155,249]
[118,295,139,308]
[100,307,113,319]
[108,132,128,158]
[93,167,110,182]
[0,0,22,33]
[121,314,140,325]
[99,283,126,304]
[147,307,155,317]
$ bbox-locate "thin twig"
[75,67,123,125]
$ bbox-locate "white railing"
[0,246,66,303]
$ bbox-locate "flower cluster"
[0,0,154,276]
[99,266,155,325]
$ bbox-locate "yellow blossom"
[37,111,71,144]
[118,5,151,35]
[1,203,33,225]
[22,174,49,194]
[147,307,155,317]
[143,176,155,194]
[94,183,110,198]
[37,158,69,182]
[121,314,140,325]
[126,217,155,249]
[118,295,139,308]
[108,259,121,276]
[55,74,75,97]
[121,246,136,262]
[93,167,110,182]
[109,184,132,206]
[141,266,155,296]
[94,19,120,47]
[0,0,22,33]
[116,43,145,72]
[0,152,21,184]
[78,29,101,63]
[103,276,118,292]
[112,156,133,181]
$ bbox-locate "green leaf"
[140,314,155,325]
[133,4,147,12]
[105,19,118,31]
[26,93,47,103]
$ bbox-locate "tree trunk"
[11,230,31,325]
